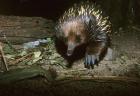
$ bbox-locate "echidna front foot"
[84,41,108,69]
[84,53,99,69]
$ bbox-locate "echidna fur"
[55,1,112,68]
[56,1,112,41]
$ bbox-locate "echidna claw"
[84,54,99,69]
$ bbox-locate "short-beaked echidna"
[55,1,112,69]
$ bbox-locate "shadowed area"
[55,38,86,67]
[0,77,140,96]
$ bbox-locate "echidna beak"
[67,42,76,56]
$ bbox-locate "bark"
[0,15,54,44]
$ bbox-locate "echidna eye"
[63,37,68,42]
[76,35,81,43]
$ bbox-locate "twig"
[0,42,9,71]
[132,26,140,32]
[9,53,33,65]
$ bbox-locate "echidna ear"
[55,26,64,38]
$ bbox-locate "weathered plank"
[0,15,54,44]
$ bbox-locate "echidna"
[55,1,112,69]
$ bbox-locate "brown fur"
[55,2,111,68]
[60,20,87,45]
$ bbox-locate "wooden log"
[0,15,54,44]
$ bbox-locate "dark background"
[0,0,140,29]
[0,0,81,20]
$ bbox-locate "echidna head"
[60,20,87,56]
